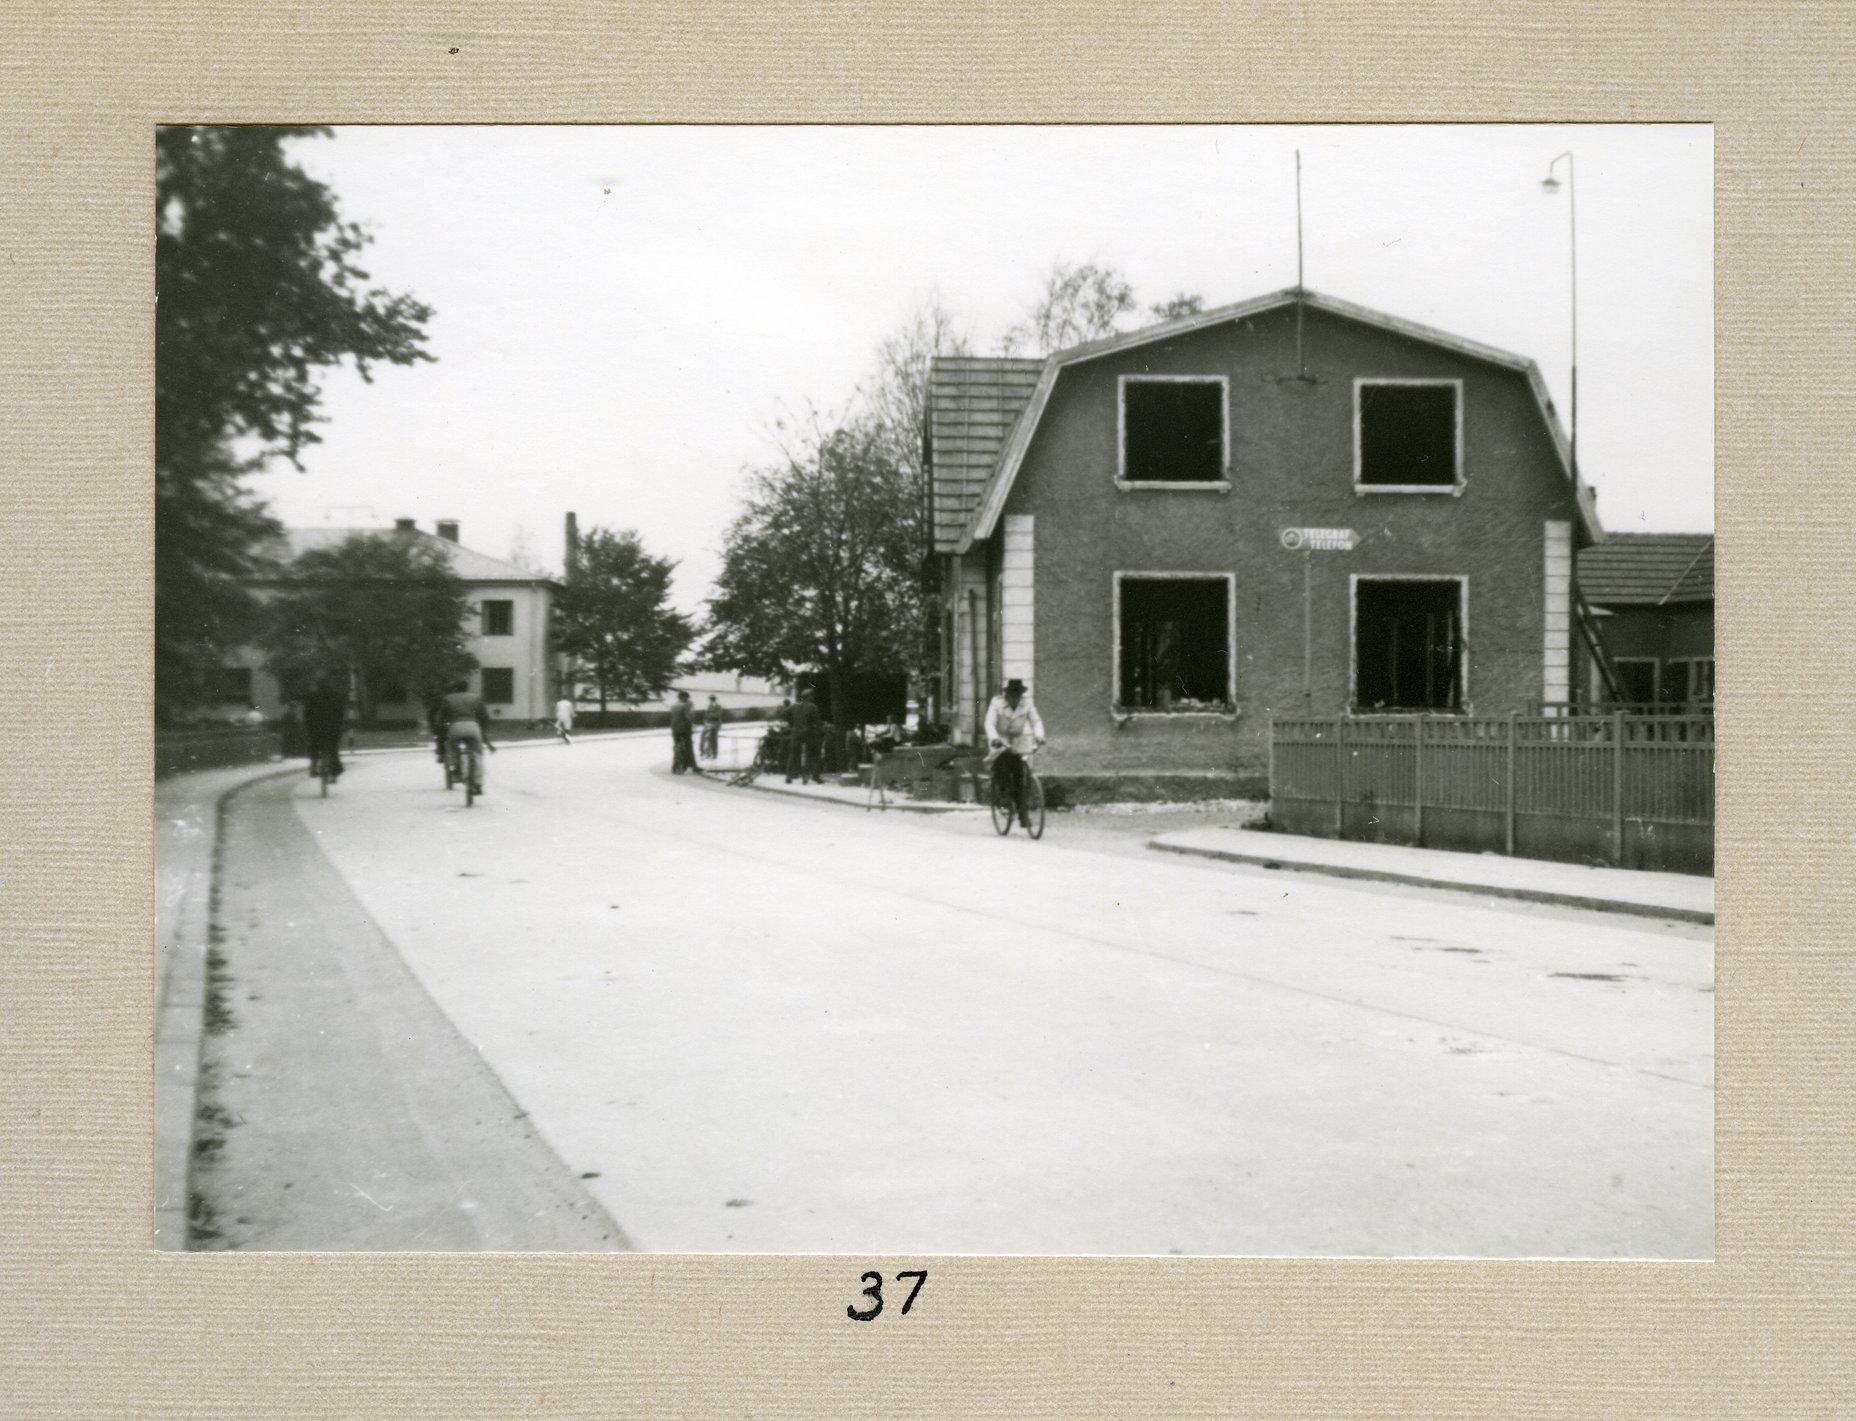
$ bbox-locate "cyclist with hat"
[984,677,1045,831]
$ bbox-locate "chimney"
[394,518,417,533]
[564,512,580,580]
[435,520,460,543]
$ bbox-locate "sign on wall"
[1279,527,1358,552]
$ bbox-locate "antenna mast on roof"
[1270,150,1321,386]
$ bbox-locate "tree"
[1150,292,1207,320]
[552,528,694,714]
[859,297,972,679]
[705,415,921,732]
[264,532,476,723]
[156,126,434,717]
[1001,260,1137,355]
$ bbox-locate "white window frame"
[1110,571,1239,717]
[1352,377,1464,496]
[1117,374,1232,491]
[1349,573,1470,714]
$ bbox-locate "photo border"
[4,4,1849,1414]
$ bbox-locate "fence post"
[1505,712,1518,856]
[1612,709,1627,866]
[1414,715,1426,847]
[1334,716,1347,836]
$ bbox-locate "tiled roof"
[1577,533,1713,605]
[927,356,1045,554]
[272,527,554,585]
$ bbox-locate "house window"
[482,599,515,636]
[1116,576,1233,711]
[1354,578,1464,711]
[1675,657,1715,705]
[212,666,253,703]
[481,667,515,704]
[1355,380,1461,489]
[1120,378,1228,485]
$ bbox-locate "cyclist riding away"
[439,679,497,784]
[984,677,1044,831]
[302,669,349,783]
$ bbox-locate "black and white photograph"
[154,123,1713,1258]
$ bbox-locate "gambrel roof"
[933,287,1600,555]
[1577,533,1714,606]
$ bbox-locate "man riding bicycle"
[984,677,1045,831]
[438,679,497,783]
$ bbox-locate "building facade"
[216,521,561,724]
[929,289,1603,786]
[1575,533,1714,709]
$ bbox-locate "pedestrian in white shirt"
[554,694,575,745]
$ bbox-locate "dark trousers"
[671,729,697,773]
[992,749,1029,822]
[307,732,344,778]
[785,732,821,783]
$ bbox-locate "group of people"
[668,691,726,774]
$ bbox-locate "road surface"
[194,732,1713,1257]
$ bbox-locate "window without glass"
[481,667,515,704]
[1122,379,1226,483]
[1354,579,1463,711]
[1612,658,1659,706]
[482,599,515,635]
[1356,381,1459,487]
[1117,577,1231,710]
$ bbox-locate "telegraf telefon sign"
[1280,527,1359,552]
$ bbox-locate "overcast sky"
[250,124,1713,609]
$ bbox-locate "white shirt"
[984,694,1045,755]
[555,699,573,722]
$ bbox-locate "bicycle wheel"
[989,769,1013,835]
[1023,771,1045,840]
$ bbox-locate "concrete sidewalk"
[1150,827,1713,924]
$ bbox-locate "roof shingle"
[1577,533,1713,605]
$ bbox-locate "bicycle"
[310,746,336,798]
[447,735,487,807]
[987,745,1044,840]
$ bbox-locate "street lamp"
[1540,151,1577,479]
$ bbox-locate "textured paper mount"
[3,4,1852,1417]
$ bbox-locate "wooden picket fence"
[1270,713,1713,874]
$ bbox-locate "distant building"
[215,519,561,723]
[1575,533,1714,709]
[927,288,1607,786]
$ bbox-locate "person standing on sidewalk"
[554,691,575,745]
[701,694,723,760]
[669,690,698,774]
[785,688,823,784]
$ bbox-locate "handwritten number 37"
[847,1270,927,1321]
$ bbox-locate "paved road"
[203,733,1713,1257]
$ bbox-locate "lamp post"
[1540,151,1577,478]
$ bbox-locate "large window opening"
[1122,379,1226,484]
[1354,578,1464,711]
[1117,577,1231,711]
[482,599,515,636]
[1357,381,1459,488]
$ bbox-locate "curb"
[1146,840,1715,925]
[686,767,983,816]
[154,762,301,1250]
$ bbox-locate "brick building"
[927,288,1603,791]
[1574,533,1714,709]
